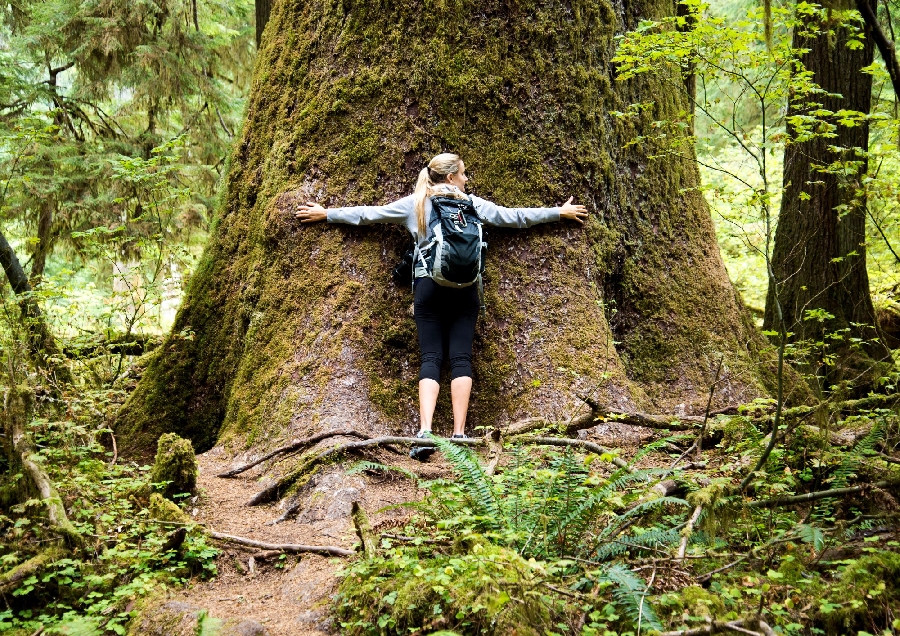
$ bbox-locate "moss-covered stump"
[117,0,778,457]
[151,433,198,499]
[127,599,267,636]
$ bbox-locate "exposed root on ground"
[243,433,635,508]
[208,530,355,557]
[217,429,374,478]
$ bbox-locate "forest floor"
[162,444,455,635]
[152,423,656,635]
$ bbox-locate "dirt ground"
[148,423,654,635]
[148,442,452,635]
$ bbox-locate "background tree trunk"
[116,0,780,456]
[764,0,892,390]
[255,0,273,47]
[0,229,71,385]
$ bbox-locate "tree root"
[217,429,374,477]
[247,432,638,507]
[0,546,67,595]
[208,531,355,557]
[247,435,483,506]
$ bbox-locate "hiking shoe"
[451,434,470,440]
[409,430,435,461]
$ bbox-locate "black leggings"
[414,277,480,382]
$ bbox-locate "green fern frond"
[346,461,419,481]
[832,419,883,489]
[596,526,681,560]
[600,564,664,633]
[431,435,503,531]
[631,434,692,464]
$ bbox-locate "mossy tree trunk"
[117,0,777,456]
[764,0,892,390]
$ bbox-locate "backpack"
[416,195,486,288]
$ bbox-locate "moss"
[817,550,900,634]
[150,433,198,500]
[118,0,775,455]
[148,492,192,523]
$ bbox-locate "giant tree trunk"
[116,0,777,456]
[764,0,892,390]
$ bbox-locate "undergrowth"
[335,418,900,636]
[0,390,217,635]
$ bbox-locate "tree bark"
[117,0,779,457]
[255,0,273,47]
[0,228,71,384]
[764,0,892,389]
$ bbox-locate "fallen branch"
[878,451,900,465]
[677,505,703,561]
[659,617,773,636]
[747,480,900,509]
[208,531,354,557]
[218,429,373,477]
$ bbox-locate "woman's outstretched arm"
[471,195,587,228]
[295,196,415,225]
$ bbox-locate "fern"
[431,435,503,531]
[599,564,664,633]
[831,419,884,489]
[346,461,419,481]
[630,434,692,465]
[596,526,682,560]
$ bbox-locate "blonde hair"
[413,153,462,236]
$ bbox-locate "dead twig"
[677,505,703,561]
[218,429,373,477]
[208,531,355,557]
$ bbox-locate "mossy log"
[0,546,67,595]
[117,0,780,459]
[2,386,82,547]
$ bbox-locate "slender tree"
[764,0,893,390]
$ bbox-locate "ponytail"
[413,153,462,237]
[413,167,432,236]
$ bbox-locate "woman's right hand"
[295,202,327,223]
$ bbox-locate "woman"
[296,153,587,460]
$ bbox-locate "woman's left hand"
[560,197,588,224]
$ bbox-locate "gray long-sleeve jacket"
[327,194,560,250]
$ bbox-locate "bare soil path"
[148,444,453,635]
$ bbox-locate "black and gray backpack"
[416,195,486,288]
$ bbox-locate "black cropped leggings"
[414,277,480,382]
